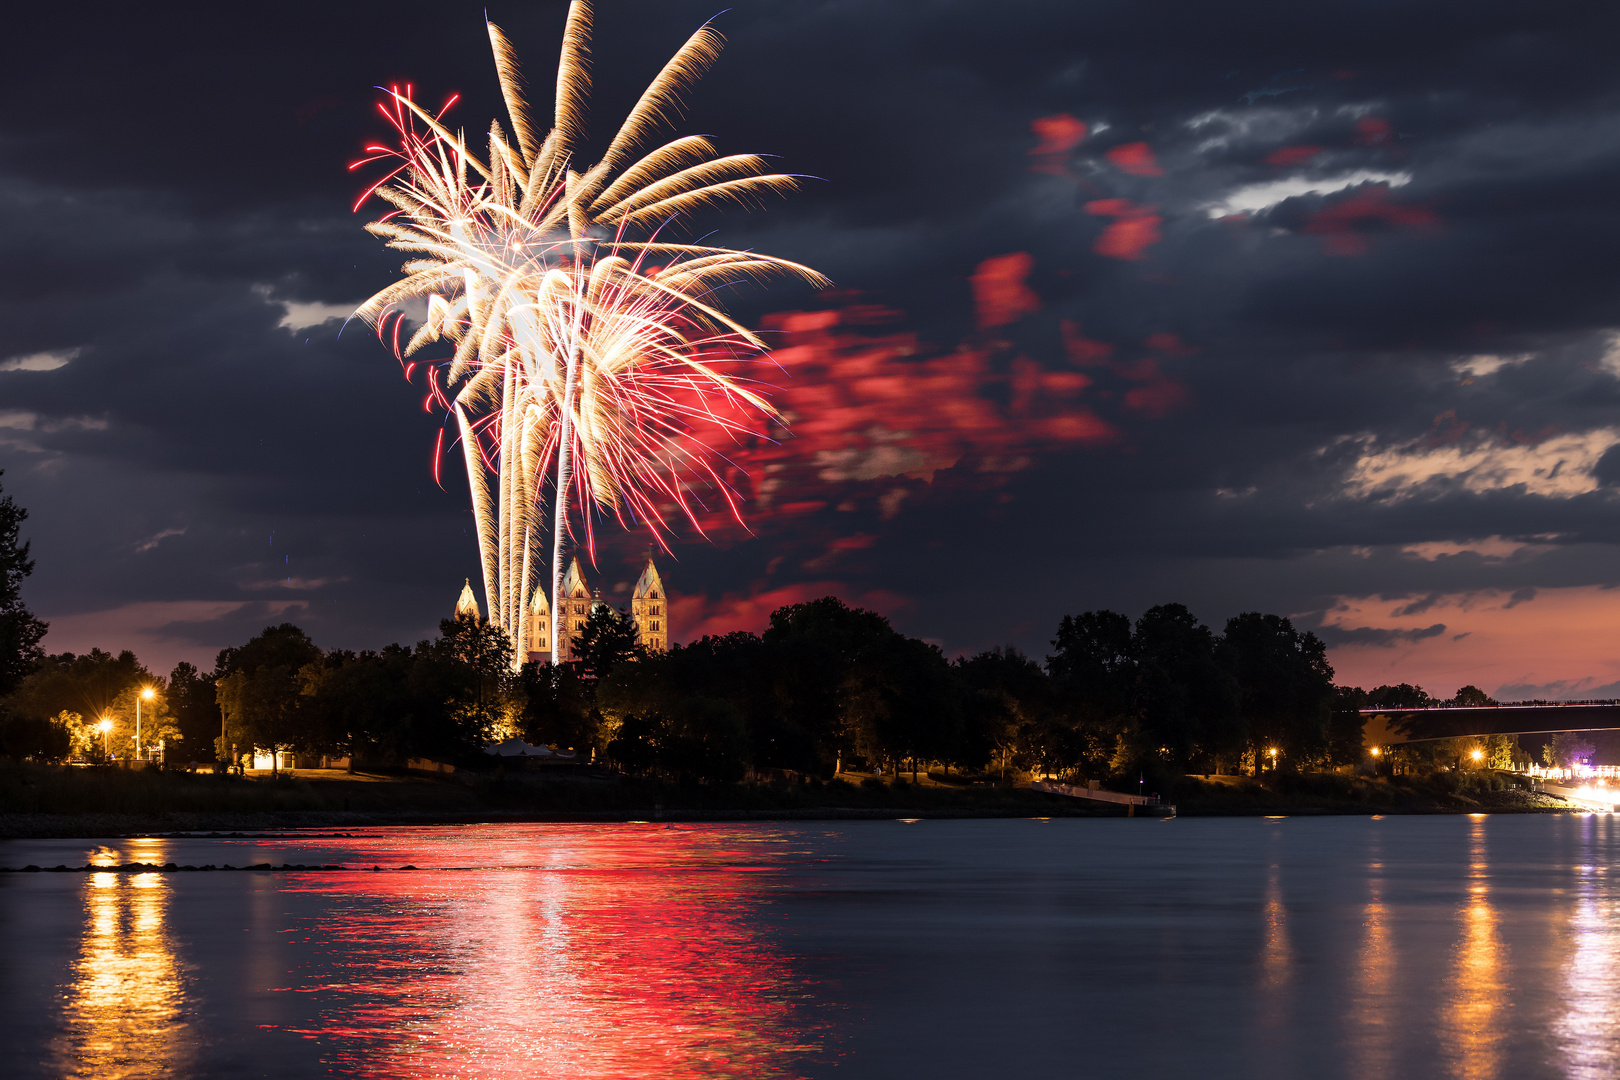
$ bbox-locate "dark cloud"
[1315,623,1447,648]
[2,0,1620,676]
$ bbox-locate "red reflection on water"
[268,826,827,1078]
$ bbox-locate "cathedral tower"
[523,588,550,663]
[631,558,669,652]
[556,557,592,662]
[454,579,482,621]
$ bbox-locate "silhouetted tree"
[958,647,1050,777]
[520,659,596,753]
[0,471,46,700]
[1451,685,1497,706]
[216,624,322,771]
[1328,685,1369,766]
[1217,612,1334,768]
[168,661,222,763]
[1366,683,1436,709]
[572,604,643,684]
[413,616,518,756]
[1045,610,1137,774]
[1129,604,1239,770]
[845,634,961,779]
[762,597,895,772]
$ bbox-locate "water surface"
[4,814,1618,1078]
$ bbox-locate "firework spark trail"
[355,1,824,663]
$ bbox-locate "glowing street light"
[1370,746,1381,757]
[136,686,154,763]
[1470,748,1485,765]
[1267,747,1279,771]
[98,717,112,760]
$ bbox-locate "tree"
[1545,731,1596,769]
[520,659,596,753]
[1452,685,1498,707]
[5,649,155,748]
[1128,604,1239,771]
[1217,613,1335,768]
[1045,611,1137,776]
[1328,686,1369,767]
[168,661,222,763]
[105,683,177,761]
[844,634,962,779]
[762,597,896,772]
[413,616,519,756]
[572,604,642,684]
[958,647,1052,777]
[0,709,70,762]
[0,471,47,700]
[215,624,322,771]
[1366,683,1435,709]
[300,646,421,766]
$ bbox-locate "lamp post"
[136,686,154,764]
[1268,747,1279,772]
[98,717,112,761]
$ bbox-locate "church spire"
[454,578,482,621]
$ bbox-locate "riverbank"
[0,762,1582,838]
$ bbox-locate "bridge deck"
[1361,702,1620,744]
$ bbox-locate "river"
[2,814,1618,1078]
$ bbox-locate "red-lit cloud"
[1354,117,1394,145]
[1029,113,1088,156]
[971,252,1041,328]
[1085,198,1163,260]
[1302,185,1437,255]
[1105,141,1165,177]
[1265,145,1323,167]
[674,580,911,642]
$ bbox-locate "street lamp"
[1370,746,1381,757]
[1268,747,1279,771]
[136,686,154,764]
[98,717,112,760]
[1470,748,1485,766]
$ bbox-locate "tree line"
[0,474,1517,781]
[2,585,1499,784]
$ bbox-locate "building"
[630,557,668,653]
[458,556,670,664]
[455,578,482,620]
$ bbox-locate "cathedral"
[453,556,669,664]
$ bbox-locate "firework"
[355,1,824,663]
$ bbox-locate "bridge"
[1361,701,1620,745]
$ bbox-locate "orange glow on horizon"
[1322,584,1620,698]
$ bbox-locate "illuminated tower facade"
[523,589,550,663]
[556,557,592,662]
[630,558,669,652]
[454,579,482,620]
[481,557,670,664]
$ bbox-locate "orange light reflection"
[1439,816,1505,1080]
[57,839,190,1078]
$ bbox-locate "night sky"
[4,1,1620,699]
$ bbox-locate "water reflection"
[278,827,823,1077]
[1347,831,1393,1076]
[57,841,189,1078]
[1555,815,1620,1079]
[1440,815,1504,1080]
